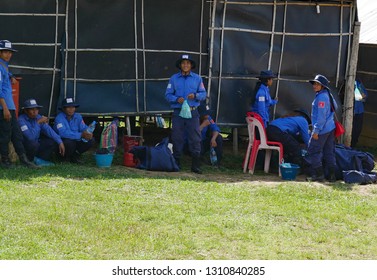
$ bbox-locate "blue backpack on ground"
[130,137,179,172]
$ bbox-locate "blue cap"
[309,74,329,89]
[0,40,18,52]
[257,70,277,79]
[22,99,42,109]
[176,54,196,69]
[60,97,80,109]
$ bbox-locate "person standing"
[18,99,65,166]
[266,109,311,166]
[306,74,336,182]
[351,78,368,148]
[0,40,37,169]
[165,54,206,173]
[53,97,94,163]
[250,70,278,127]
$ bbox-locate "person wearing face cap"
[266,109,311,166]
[0,40,38,169]
[165,54,206,173]
[306,74,337,182]
[250,70,278,127]
[53,97,94,163]
[18,99,65,166]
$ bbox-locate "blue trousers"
[60,138,94,161]
[201,134,223,163]
[23,137,58,161]
[171,109,201,159]
[306,130,336,169]
[0,110,26,157]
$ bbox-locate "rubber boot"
[328,167,337,182]
[1,155,14,169]
[191,155,202,174]
[307,167,324,182]
[19,154,39,169]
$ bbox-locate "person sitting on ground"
[18,99,65,166]
[0,39,37,169]
[198,106,223,166]
[266,109,311,166]
[53,97,94,163]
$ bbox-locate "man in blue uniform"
[18,99,65,166]
[306,74,336,182]
[351,78,367,148]
[266,109,311,166]
[250,70,278,127]
[0,40,37,169]
[53,97,94,163]
[199,106,223,166]
[165,54,206,173]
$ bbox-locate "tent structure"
[1,0,361,143]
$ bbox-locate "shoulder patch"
[57,123,63,129]
[167,83,172,89]
[318,101,325,108]
[258,96,266,102]
[20,125,28,132]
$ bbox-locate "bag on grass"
[130,137,179,172]
[343,170,377,184]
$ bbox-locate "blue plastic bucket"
[95,153,114,168]
[280,163,300,180]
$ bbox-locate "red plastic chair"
[243,112,283,176]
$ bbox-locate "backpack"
[343,170,377,185]
[130,137,179,172]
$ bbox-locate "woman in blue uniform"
[306,74,337,182]
[250,70,278,127]
[266,109,311,166]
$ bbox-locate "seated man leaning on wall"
[18,99,65,166]
[53,97,94,163]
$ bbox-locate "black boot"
[1,155,14,169]
[19,154,39,169]
[191,155,202,174]
[327,167,337,182]
[307,167,324,182]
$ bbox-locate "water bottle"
[82,121,96,142]
[210,147,217,165]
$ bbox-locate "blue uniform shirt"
[18,113,63,144]
[269,116,310,146]
[53,112,88,140]
[311,89,335,135]
[354,80,367,114]
[201,115,221,140]
[0,58,16,110]
[251,83,277,127]
[165,71,206,109]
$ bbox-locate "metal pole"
[343,21,361,147]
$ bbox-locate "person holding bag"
[305,74,337,182]
[165,54,206,173]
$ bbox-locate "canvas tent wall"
[1,0,358,129]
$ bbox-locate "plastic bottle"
[210,147,217,165]
[82,121,96,142]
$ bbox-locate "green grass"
[1,147,377,260]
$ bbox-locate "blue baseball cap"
[60,97,80,109]
[257,70,277,79]
[0,40,18,52]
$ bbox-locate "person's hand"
[81,130,93,141]
[312,133,319,140]
[177,97,185,104]
[210,139,217,147]
[59,143,65,157]
[37,116,49,124]
[187,93,195,100]
[3,108,11,122]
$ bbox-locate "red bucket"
[123,152,136,167]
[123,135,141,153]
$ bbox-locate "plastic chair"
[244,112,283,176]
